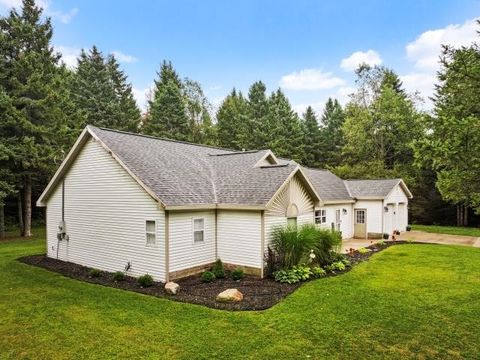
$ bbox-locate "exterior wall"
[384,184,409,233]
[315,204,354,239]
[217,210,262,268]
[46,138,166,281]
[168,211,216,273]
[264,174,315,251]
[354,200,384,237]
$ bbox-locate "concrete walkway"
[342,230,480,253]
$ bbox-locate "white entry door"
[335,209,341,231]
[354,209,367,239]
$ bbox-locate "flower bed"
[18,240,412,311]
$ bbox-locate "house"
[37,126,412,282]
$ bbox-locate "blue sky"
[1,0,479,114]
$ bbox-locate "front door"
[335,209,341,231]
[354,209,367,239]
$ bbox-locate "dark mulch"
[18,240,415,311]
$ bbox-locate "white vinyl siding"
[354,200,383,235]
[384,184,409,233]
[168,211,215,272]
[46,139,166,281]
[217,210,262,268]
[314,204,353,239]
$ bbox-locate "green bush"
[274,269,301,284]
[271,224,341,269]
[358,247,371,255]
[231,267,245,281]
[113,271,125,282]
[211,258,225,279]
[201,271,216,283]
[292,264,312,281]
[312,266,327,278]
[377,240,386,246]
[88,268,101,278]
[325,261,346,273]
[137,274,154,287]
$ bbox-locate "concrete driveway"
[342,230,480,252]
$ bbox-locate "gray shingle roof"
[90,127,298,206]
[344,179,402,198]
[303,168,353,202]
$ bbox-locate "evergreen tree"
[267,89,305,161]
[216,89,250,149]
[246,81,270,149]
[107,55,141,132]
[320,98,345,167]
[0,0,64,236]
[144,61,189,140]
[301,106,322,167]
[183,78,215,144]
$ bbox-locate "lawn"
[412,224,480,237]
[0,228,479,359]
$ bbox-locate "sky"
[1,0,479,115]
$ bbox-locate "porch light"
[384,206,389,212]
[342,208,347,215]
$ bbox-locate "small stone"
[165,281,180,295]
[216,288,243,303]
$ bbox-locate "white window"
[146,220,156,245]
[315,209,327,224]
[287,217,297,227]
[193,218,204,243]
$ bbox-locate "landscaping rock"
[165,281,180,295]
[216,288,243,302]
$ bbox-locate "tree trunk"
[456,205,461,226]
[18,192,24,236]
[23,174,32,237]
[0,204,5,240]
[463,205,469,226]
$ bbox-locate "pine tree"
[301,106,322,167]
[0,0,65,236]
[107,55,141,132]
[143,61,189,140]
[320,98,345,167]
[246,81,270,149]
[216,89,250,149]
[267,89,305,161]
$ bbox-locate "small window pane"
[146,220,155,233]
[287,217,297,227]
[194,231,204,242]
[146,233,156,245]
[194,218,204,231]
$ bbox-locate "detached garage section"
[345,179,413,239]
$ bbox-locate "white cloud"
[0,0,78,24]
[400,72,437,104]
[279,68,345,91]
[111,51,138,64]
[340,50,383,71]
[133,84,155,112]
[406,18,478,71]
[55,45,81,68]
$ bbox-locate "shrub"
[211,258,225,279]
[292,264,312,281]
[201,271,216,283]
[377,240,386,246]
[271,224,342,269]
[358,247,371,255]
[406,225,412,231]
[325,261,346,273]
[231,267,245,281]
[89,268,101,278]
[312,266,327,278]
[137,274,154,288]
[274,269,301,284]
[113,271,125,282]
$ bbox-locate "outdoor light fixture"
[342,208,347,215]
[384,206,389,212]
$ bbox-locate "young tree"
[143,61,189,140]
[183,78,215,144]
[424,28,480,224]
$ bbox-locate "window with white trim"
[193,218,205,243]
[146,220,156,245]
[315,209,327,224]
[287,217,297,228]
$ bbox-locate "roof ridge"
[209,150,261,156]
[91,126,241,153]
[345,178,401,182]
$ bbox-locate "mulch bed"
[18,240,414,311]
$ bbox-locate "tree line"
[1,0,479,238]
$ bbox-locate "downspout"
[214,208,218,259]
[260,210,265,278]
[165,210,170,282]
[56,180,65,259]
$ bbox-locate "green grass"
[1,227,479,359]
[412,224,480,237]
